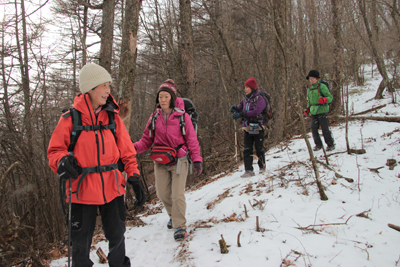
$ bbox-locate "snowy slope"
[50,68,400,267]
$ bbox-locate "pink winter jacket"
[134,97,202,163]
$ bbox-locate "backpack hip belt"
[59,162,120,207]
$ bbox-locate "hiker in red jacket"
[134,79,202,241]
[48,63,145,266]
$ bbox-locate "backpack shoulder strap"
[317,81,324,97]
[106,110,116,137]
[149,111,159,137]
[68,108,82,153]
[179,114,186,136]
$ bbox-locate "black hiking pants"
[310,113,335,148]
[243,129,265,171]
[69,196,130,267]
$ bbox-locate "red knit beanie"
[244,77,257,90]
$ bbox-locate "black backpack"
[182,98,198,134]
[318,79,330,96]
[149,98,199,136]
[62,107,124,170]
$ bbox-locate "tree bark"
[330,0,343,114]
[358,0,391,99]
[15,0,33,159]
[296,85,328,201]
[99,0,115,72]
[179,0,196,97]
[117,0,141,129]
[309,0,319,68]
[272,0,288,139]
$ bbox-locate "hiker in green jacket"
[304,70,335,152]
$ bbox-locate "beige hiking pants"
[154,158,188,230]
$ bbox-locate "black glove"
[57,155,79,180]
[128,174,146,207]
[232,112,241,120]
[193,162,202,177]
[230,105,239,113]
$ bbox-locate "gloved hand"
[193,162,202,176]
[57,155,79,180]
[230,105,238,113]
[232,112,241,120]
[128,174,146,207]
[304,107,310,116]
[318,97,328,104]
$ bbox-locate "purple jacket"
[134,97,202,163]
[237,90,266,127]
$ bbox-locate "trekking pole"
[234,119,238,162]
[67,177,72,267]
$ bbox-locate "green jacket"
[307,81,333,115]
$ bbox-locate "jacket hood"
[73,93,120,115]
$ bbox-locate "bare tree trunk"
[80,3,88,65]
[179,0,195,97]
[99,0,115,72]
[297,0,307,75]
[358,0,391,99]
[15,0,33,159]
[309,0,319,68]
[330,0,343,114]
[117,0,141,129]
[272,0,288,139]
[296,87,328,201]
[392,0,400,36]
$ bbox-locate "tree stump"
[219,234,229,254]
[96,247,107,263]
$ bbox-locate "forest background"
[1,0,399,265]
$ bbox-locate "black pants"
[310,113,335,148]
[69,196,130,267]
[243,129,265,171]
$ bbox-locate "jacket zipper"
[95,114,107,204]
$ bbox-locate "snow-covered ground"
[50,68,400,267]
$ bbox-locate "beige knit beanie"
[79,63,112,94]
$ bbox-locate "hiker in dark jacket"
[231,77,266,177]
[304,70,335,151]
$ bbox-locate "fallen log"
[352,104,386,116]
[316,160,354,183]
[388,223,400,232]
[331,115,400,123]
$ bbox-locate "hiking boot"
[326,146,335,152]
[240,170,255,178]
[167,219,173,229]
[313,145,322,151]
[174,229,187,241]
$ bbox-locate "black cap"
[306,70,320,80]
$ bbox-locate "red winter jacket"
[47,93,139,205]
[134,97,202,163]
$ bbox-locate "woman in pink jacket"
[134,79,202,241]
